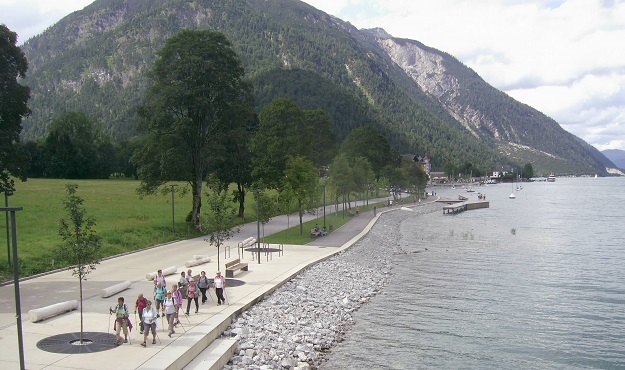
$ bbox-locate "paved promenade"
[0,197,423,370]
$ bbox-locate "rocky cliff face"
[374,33,499,140]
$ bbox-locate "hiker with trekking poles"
[141,300,158,347]
[110,296,132,346]
[213,271,226,305]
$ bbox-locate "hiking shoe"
[168,332,172,338]
[195,310,198,314]
[114,341,121,347]
[156,314,160,318]
[152,339,157,344]
[141,342,146,347]
[185,312,189,316]
[140,331,143,334]
[124,339,128,343]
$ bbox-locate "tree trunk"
[191,173,203,230]
[79,271,84,344]
[236,183,245,218]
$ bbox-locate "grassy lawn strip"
[263,202,384,245]
[0,178,387,280]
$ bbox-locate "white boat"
[509,178,516,199]
[547,174,556,182]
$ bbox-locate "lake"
[322,177,625,369]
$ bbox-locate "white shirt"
[164,297,177,315]
[142,307,158,326]
[214,276,224,288]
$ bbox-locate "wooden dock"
[442,200,489,214]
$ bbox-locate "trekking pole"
[207,288,215,302]
[155,332,162,344]
[107,308,112,334]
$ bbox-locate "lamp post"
[169,184,178,233]
[253,190,261,264]
[2,206,25,370]
[323,185,326,230]
[5,192,10,267]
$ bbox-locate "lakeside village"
[407,155,554,187]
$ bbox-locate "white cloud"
[1,0,95,43]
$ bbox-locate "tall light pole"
[323,185,326,230]
[169,184,178,233]
[5,192,10,267]
[253,190,261,264]
[2,206,25,370]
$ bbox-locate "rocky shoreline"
[222,203,442,370]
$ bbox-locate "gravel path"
[222,203,442,370]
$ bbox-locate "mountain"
[602,149,625,169]
[18,0,616,175]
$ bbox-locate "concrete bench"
[29,300,79,322]
[225,258,248,278]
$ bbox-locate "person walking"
[186,269,193,282]
[164,291,177,337]
[154,282,166,318]
[213,271,226,305]
[134,293,148,335]
[172,284,183,326]
[186,278,199,315]
[110,297,131,346]
[178,271,189,298]
[141,301,158,347]
[197,271,210,304]
[153,269,166,288]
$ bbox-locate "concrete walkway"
[0,196,426,370]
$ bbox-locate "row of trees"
[3,28,428,239]
[133,30,428,234]
[25,112,139,179]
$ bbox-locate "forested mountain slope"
[19,0,613,175]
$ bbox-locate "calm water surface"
[322,177,625,369]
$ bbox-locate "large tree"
[133,30,251,230]
[251,97,337,189]
[44,112,111,179]
[0,25,30,195]
[341,125,394,180]
[283,156,319,235]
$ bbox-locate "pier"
[441,200,489,214]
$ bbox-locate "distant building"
[430,171,448,183]
[404,154,431,177]
[491,164,515,179]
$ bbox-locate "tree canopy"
[251,97,337,189]
[0,24,30,194]
[133,30,252,230]
[341,125,395,180]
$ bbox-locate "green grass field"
[0,179,203,277]
[0,178,386,280]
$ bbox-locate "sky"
[2,0,624,151]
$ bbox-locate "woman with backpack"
[186,278,199,315]
[110,296,130,346]
[141,301,158,347]
[197,270,211,304]
[164,291,178,337]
